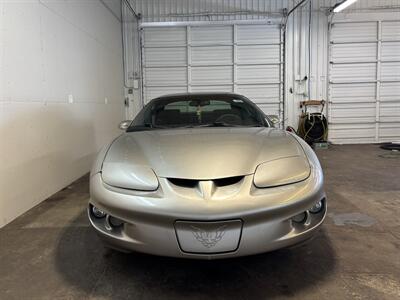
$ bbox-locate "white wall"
[0,0,125,227]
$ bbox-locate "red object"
[286,126,296,133]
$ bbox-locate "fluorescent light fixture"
[333,0,358,13]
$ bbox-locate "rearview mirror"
[267,115,280,126]
[119,120,132,130]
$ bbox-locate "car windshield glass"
[127,94,267,131]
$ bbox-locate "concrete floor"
[1,144,400,299]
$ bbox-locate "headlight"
[101,162,159,191]
[253,156,310,188]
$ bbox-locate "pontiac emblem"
[190,225,227,248]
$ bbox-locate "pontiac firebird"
[88,93,326,259]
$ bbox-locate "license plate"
[174,219,243,254]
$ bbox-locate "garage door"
[141,23,283,119]
[328,20,400,143]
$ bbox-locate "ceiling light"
[333,0,358,13]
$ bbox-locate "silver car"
[88,93,326,259]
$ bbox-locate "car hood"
[102,127,306,180]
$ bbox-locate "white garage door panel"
[380,82,400,101]
[256,103,280,116]
[191,66,233,85]
[381,62,400,81]
[143,27,186,46]
[382,21,400,40]
[237,65,280,83]
[191,46,233,65]
[381,42,400,61]
[191,26,233,45]
[236,25,280,44]
[328,20,400,143]
[330,63,376,82]
[379,123,400,141]
[329,124,376,143]
[380,102,400,123]
[145,67,187,86]
[191,85,233,93]
[144,47,187,67]
[331,22,377,42]
[236,84,280,102]
[331,43,377,62]
[330,83,376,102]
[237,45,280,64]
[141,23,283,119]
[330,103,376,123]
[145,86,187,102]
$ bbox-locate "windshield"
[127,94,268,131]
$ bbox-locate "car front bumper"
[88,170,326,259]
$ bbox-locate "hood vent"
[168,176,244,188]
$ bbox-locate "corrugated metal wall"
[126,0,400,142]
[130,0,400,22]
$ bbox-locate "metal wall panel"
[131,0,400,22]
[131,0,291,22]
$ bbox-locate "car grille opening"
[168,178,198,188]
[168,176,244,188]
[213,176,244,187]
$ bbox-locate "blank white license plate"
[174,220,243,254]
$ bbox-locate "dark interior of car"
[154,107,257,126]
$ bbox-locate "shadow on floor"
[54,211,336,299]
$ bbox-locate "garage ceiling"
[141,23,284,119]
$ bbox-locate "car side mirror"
[119,120,132,130]
[266,115,281,126]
